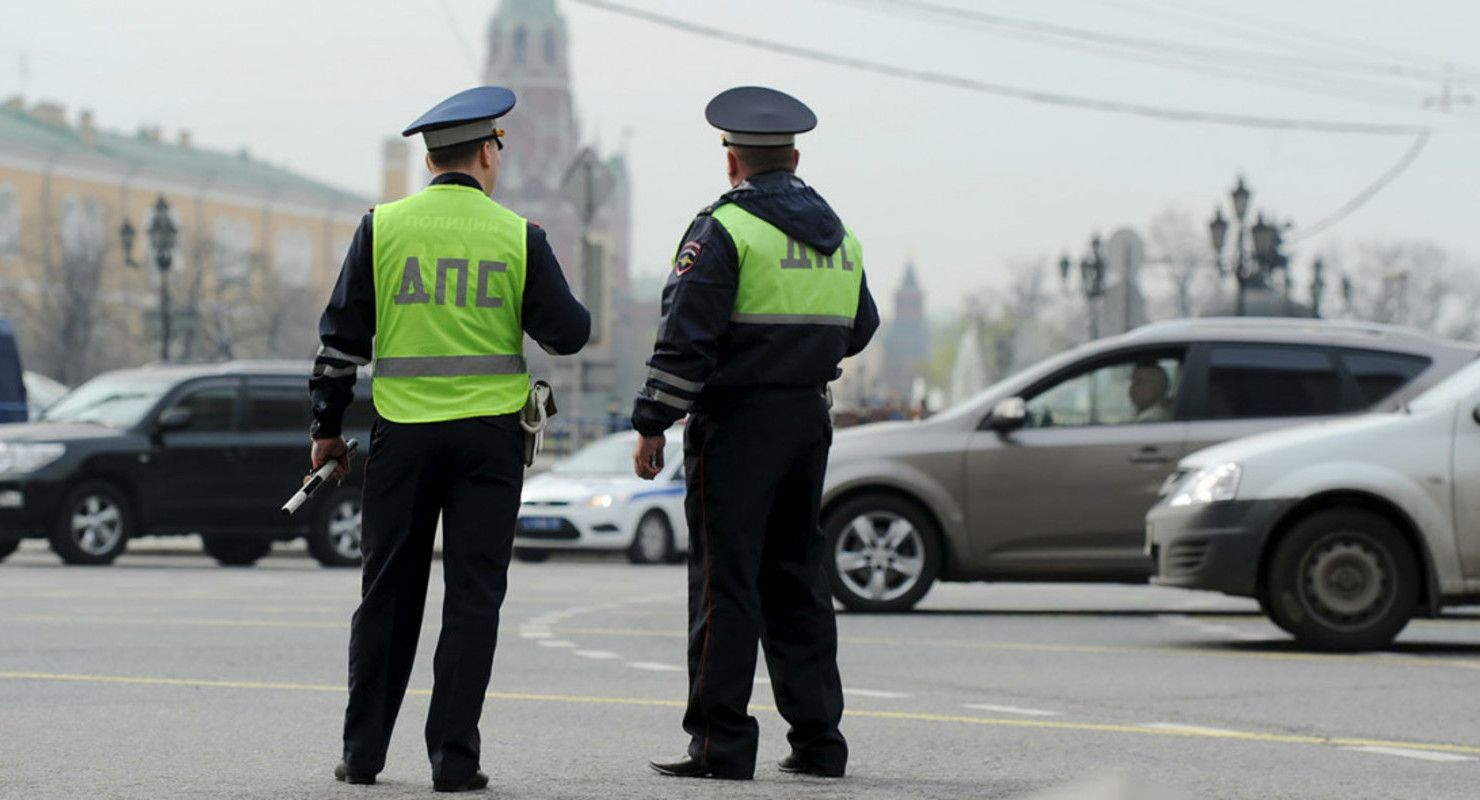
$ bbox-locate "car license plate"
[520,516,562,531]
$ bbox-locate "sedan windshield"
[554,434,682,476]
[41,373,175,428]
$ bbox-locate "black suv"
[0,361,370,567]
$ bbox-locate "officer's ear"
[790,148,800,172]
[726,149,740,184]
[479,140,497,170]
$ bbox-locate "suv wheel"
[49,481,132,565]
[628,511,673,565]
[1266,508,1419,651]
[824,494,941,612]
[0,538,20,562]
[307,488,362,568]
[202,535,272,567]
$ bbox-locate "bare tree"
[1337,240,1480,340]
[1147,208,1217,319]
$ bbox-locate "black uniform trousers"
[342,414,523,782]
[681,390,848,778]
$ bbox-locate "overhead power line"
[825,0,1466,87]
[1286,131,1432,244]
[569,0,1429,136]
[818,0,1430,111]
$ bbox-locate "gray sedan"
[822,318,1476,611]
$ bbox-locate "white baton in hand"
[281,438,360,516]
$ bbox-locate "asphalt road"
[3,541,1480,799]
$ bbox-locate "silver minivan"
[824,318,1477,611]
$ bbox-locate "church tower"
[882,262,930,403]
[483,0,579,198]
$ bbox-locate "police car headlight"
[1167,462,1241,508]
[586,493,630,509]
[0,441,66,474]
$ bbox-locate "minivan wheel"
[49,481,132,565]
[1266,508,1419,652]
[202,535,272,567]
[825,494,941,613]
[307,488,362,568]
[628,511,673,565]
[0,538,20,562]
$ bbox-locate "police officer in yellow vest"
[635,86,879,781]
[308,86,589,792]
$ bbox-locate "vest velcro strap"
[729,313,854,328]
[374,354,528,378]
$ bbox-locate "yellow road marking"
[3,670,1478,756]
[553,626,1480,671]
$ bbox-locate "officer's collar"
[731,170,806,194]
[430,172,484,190]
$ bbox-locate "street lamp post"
[145,196,178,361]
[1073,235,1107,339]
[1207,176,1292,317]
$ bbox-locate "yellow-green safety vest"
[710,204,864,328]
[371,183,529,423]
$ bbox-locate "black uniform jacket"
[631,170,880,437]
[309,172,590,439]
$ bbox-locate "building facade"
[0,98,370,385]
[479,0,639,445]
[881,262,930,404]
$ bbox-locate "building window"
[213,217,255,285]
[273,229,312,288]
[544,29,557,65]
[60,195,105,260]
[0,183,18,254]
[513,26,527,65]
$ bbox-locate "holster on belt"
[520,381,558,468]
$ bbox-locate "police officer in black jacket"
[635,87,879,781]
[310,87,589,793]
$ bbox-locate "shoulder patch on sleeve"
[675,241,703,276]
[530,220,542,229]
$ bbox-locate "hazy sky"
[3,0,1478,316]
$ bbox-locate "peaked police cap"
[705,86,817,148]
[402,86,517,150]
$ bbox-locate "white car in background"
[515,431,688,564]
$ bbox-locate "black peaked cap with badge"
[403,86,517,150]
[705,86,817,148]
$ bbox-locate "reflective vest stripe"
[729,312,855,327]
[647,367,703,393]
[374,354,528,378]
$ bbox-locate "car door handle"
[1128,447,1170,465]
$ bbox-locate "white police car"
[515,431,688,564]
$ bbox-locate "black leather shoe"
[649,755,752,780]
[334,761,375,785]
[433,770,489,792]
[778,752,845,778]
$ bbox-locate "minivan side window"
[1024,353,1185,428]
[170,385,238,431]
[1204,345,1341,419]
[1338,350,1431,409]
[247,382,310,432]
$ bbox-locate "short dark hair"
[731,145,796,175]
[427,137,490,170]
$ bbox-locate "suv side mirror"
[156,406,194,432]
[988,397,1028,433]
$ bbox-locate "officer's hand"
[310,437,351,482]
[633,434,665,480]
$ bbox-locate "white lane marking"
[964,703,1062,717]
[843,688,909,699]
[1343,746,1476,763]
[1158,615,1201,626]
[754,677,771,685]
[574,650,621,660]
[538,640,575,648]
[519,630,552,639]
[1139,722,1250,737]
[628,662,686,672]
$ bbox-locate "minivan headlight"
[1167,462,1241,507]
[0,441,67,474]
